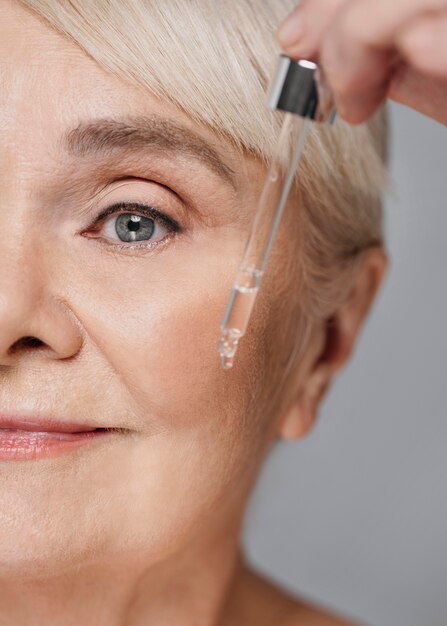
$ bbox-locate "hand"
[276,0,447,126]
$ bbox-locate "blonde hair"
[20,0,390,327]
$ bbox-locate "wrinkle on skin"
[0,1,303,625]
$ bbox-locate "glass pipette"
[217,55,336,370]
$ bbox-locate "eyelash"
[86,201,182,251]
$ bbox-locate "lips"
[0,414,101,433]
[0,413,115,461]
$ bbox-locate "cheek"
[68,228,269,435]
[42,235,273,565]
[0,206,296,575]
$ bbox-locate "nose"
[0,234,83,367]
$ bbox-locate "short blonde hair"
[20,0,390,327]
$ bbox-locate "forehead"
[0,1,160,125]
[0,0,262,202]
[0,0,243,164]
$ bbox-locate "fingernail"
[276,9,304,48]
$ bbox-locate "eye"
[84,201,182,250]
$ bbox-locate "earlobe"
[277,369,331,441]
[278,402,315,441]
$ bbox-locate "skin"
[277,0,447,126]
[0,1,387,625]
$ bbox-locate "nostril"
[9,336,45,352]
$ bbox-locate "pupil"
[115,213,155,243]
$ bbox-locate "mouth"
[0,415,128,461]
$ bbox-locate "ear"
[277,246,389,440]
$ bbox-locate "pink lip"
[0,414,99,432]
[0,414,115,461]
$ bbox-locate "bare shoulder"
[223,559,365,626]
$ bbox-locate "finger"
[390,66,447,125]
[277,0,447,57]
[396,10,447,78]
[316,0,447,49]
[388,64,447,125]
[276,0,346,59]
[320,0,447,123]
[321,19,396,123]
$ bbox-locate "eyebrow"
[60,115,238,191]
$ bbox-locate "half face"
[0,0,302,576]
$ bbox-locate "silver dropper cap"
[267,54,336,124]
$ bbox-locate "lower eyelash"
[107,231,175,252]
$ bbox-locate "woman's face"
[0,1,301,576]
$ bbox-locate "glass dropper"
[217,55,336,370]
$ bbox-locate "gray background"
[242,102,447,626]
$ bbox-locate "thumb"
[276,0,347,59]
